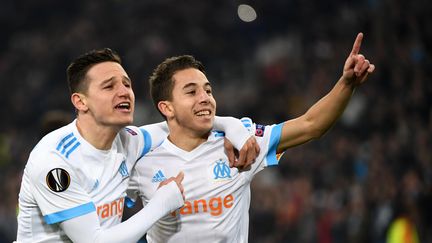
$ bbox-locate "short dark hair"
[67,48,121,94]
[149,55,205,118]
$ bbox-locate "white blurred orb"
[237,4,257,22]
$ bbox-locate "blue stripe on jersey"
[66,142,81,158]
[213,131,225,137]
[61,137,77,154]
[56,133,74,151]
[56,133,81,159]
[266,123,284,166]
[241,117,253,132]
[125,197,136,208]
[139,128,152,159]
[44,202,95,224]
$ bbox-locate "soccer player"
[16,48,255,243]
[127,33,375,242]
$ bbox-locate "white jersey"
[16,120,163,242]
[128,118,284,243]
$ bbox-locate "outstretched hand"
[342,33,375,86]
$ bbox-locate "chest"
[138,148,248,203]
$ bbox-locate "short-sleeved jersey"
[16,120,160,242]
[128,118,284,243]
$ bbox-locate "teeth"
[116,103,130,109]
[196,110,210,116]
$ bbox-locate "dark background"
[1,0,431,242]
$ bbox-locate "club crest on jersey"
[255,124,265,137]
[213,159,231,180]
[46,168,70,192]
[118,160,129,178]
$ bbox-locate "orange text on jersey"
[97,197,124,220]
[171,194,234,217]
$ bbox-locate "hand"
[342,33,375,86]
[158,171,185,201]
[224,136,260,170]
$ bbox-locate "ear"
[71,93,89,112]
[158,101,174,119]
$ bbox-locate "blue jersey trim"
[139,128,152,159]
[66,142,81,158]
[266,123,284,166]
[125,197,136,208]
[44,202,95,224]
[56,133,74,151]
[61,137,77,154]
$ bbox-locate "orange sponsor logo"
[171,194,234,217]
[97,197,124,220]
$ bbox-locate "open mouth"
[195,110,211,116]
[115,102,131,111]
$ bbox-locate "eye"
[123,80,132,88]
[206,89,212,95]
[104,85,113,90]
[186,90,196,95]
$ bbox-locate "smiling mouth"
[195,110,211,116]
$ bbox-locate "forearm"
[61,182,183,243]
[304,77,355,137]
[213,116,252,150]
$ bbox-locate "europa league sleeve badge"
[46,168,71,192]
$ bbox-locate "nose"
[198,89,210,103]
[117,83,132,97]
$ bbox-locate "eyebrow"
[182,81,211,90]
[100,75,131,86]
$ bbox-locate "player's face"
[82,61,135,128]
[170,68,216,135]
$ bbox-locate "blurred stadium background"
[1,0,431,242]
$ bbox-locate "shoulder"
[28,122,80,167]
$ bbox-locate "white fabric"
[128,118,284,243]
[213,116,252,150]
[16,120,166,242]
[60,181,183,243]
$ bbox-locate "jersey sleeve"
[27,150,95,225]
[137,121,169,158]
[240,117,285,179]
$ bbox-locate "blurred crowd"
[1,0,431,242]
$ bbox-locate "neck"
[76,116,120,150]
[167,122,210,152]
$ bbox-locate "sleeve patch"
[46,168,71,192]
[255,124,265,137]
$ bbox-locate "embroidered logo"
[118,160,129,178]
[152,170,167,183]
[46,168,70,192]
[255,124,265,137]
[213,159,231,180]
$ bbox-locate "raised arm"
[277,33,375,153]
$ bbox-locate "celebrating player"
[15,48,255,242]
[127,33,375,242]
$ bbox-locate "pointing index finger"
[350,32,363,56]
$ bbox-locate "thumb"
[175,171,184,183]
